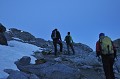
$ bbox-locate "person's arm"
[58,31,62,41]
[51,31,54,40]
[70,36,73,43]
[64,36,66,41]
[96,41,101,57]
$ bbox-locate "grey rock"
[14,56,32,73]
[113,39,120,53]
[39,63,81,79]
[32,51,44,60]
[29,74,40,79]
[54,57,62,62]
[17,56,31,66]
[9,28,35,41]
[6,70,28,79]
[4,69,39,79]
[14,56,81,79]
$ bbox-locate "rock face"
[0,33,8,45]
[5,28,48,48]
[5,28,35,41]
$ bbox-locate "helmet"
[99,33,105,38]
[99,33,105,36]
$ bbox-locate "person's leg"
[102,56,111,79]
[109,56,115,79]
[70,43,75,55]
[67,44,70,55]
[53,41,57,56]
[58,42,63,52]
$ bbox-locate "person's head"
[99,33,105,39]
[67,32,70,35]
[54,28,57,31]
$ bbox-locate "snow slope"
[0,40,40,78]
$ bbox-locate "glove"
[97,56,102,62]
[96,53,100,57]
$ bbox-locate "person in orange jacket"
[96,33,116,79]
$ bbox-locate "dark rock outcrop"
[0,33,8,45]
[5,28,35,41]
[113,38,120,53]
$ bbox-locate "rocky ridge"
[5,28,93,53]
[1,28,120,79]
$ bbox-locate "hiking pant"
[67,43,75,55]
[101,54,115,79]
[53,41,63,56]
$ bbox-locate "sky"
[0,0,120,50]
[0,40,40,78]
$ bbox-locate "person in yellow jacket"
[64,32,75,55]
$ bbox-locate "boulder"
[17,56,31,66]
[14,56,32,73]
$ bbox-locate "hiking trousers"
[53,41,63,56]
[101,54,115,79]
[67,43,75,55]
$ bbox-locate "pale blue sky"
[0,0,120,50]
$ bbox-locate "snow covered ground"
[0,40,40,78]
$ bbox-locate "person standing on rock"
[51,28,63,56]
[96,33,116,79]
[64,32,75,55]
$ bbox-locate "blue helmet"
[99,33,105,38]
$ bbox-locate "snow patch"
[0,40,41,78]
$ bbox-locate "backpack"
[51,30,61,40]
[65,35,71,44]
[0,23,6,33]
[100,36,114,55]
[51,30,57,39]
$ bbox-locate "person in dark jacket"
[96,33,116,79]
[51,29,63,56]
[64,32,75,55]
